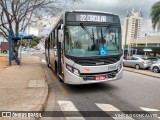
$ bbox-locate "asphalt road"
[34,53,160,120]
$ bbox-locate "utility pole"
[8,30,12,66]
[145,33,147,47]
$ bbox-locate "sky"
[0,0,159,39]
[72,0,160,36]
[0,38,7,42]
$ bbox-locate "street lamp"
[145,33,148,47]
[127,38,130,57]
[144,34,150,56]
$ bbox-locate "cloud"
[40,0,160,36]
[73,0,159,34]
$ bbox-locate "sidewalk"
[0,54,48,120]
[124,67,160,78]
[0,54,8,72]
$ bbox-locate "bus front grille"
[76,57,120,66]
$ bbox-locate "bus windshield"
[65,25,121,57]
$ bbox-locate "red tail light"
[141,61,145,64]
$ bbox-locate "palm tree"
[151,1,160,30]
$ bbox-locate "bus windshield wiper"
[80,23,94,40]
[102,24,112,39]
[92,28,95,45]
[100,28,105,48]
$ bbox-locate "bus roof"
[67,10,118,16]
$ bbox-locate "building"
[129,35,160,57]
[131,36,160,47]
[122,10,143,48]
[25,25,39,36]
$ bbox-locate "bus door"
[57,25,64,78]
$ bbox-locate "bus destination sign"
[77,14,107,22]
[66,13,114,23]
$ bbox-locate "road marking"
[140,107,159,111]
[58,101,85,120]
[96,103,134,120]
[140,107,160,119]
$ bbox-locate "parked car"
[123,56,152,69]
[142,57,160,64]
[150,60,160,73]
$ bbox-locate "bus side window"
[49,35,52,49]
[52,31,55,48]
[52,31,57,56]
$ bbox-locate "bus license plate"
[95,76,106,80]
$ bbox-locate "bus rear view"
[45,10,123,84]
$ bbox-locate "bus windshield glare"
[65,25,121,57]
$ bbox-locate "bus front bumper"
[64,68,123,85]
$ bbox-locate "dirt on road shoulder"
[0,54,8,72]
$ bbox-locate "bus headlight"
[73,68,80,76]
[117,64,122,72]
[66,64,72,72]
[66,64,80,76]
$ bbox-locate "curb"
[33,86,48,112]
[124,68,160,79]
[32,59,49,119]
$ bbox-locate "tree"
[151,1,160,31]
[30,35,40,47]
[0,0,80,51]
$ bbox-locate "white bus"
[45,10,123,84]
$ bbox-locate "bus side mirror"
[58,29,63,42]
